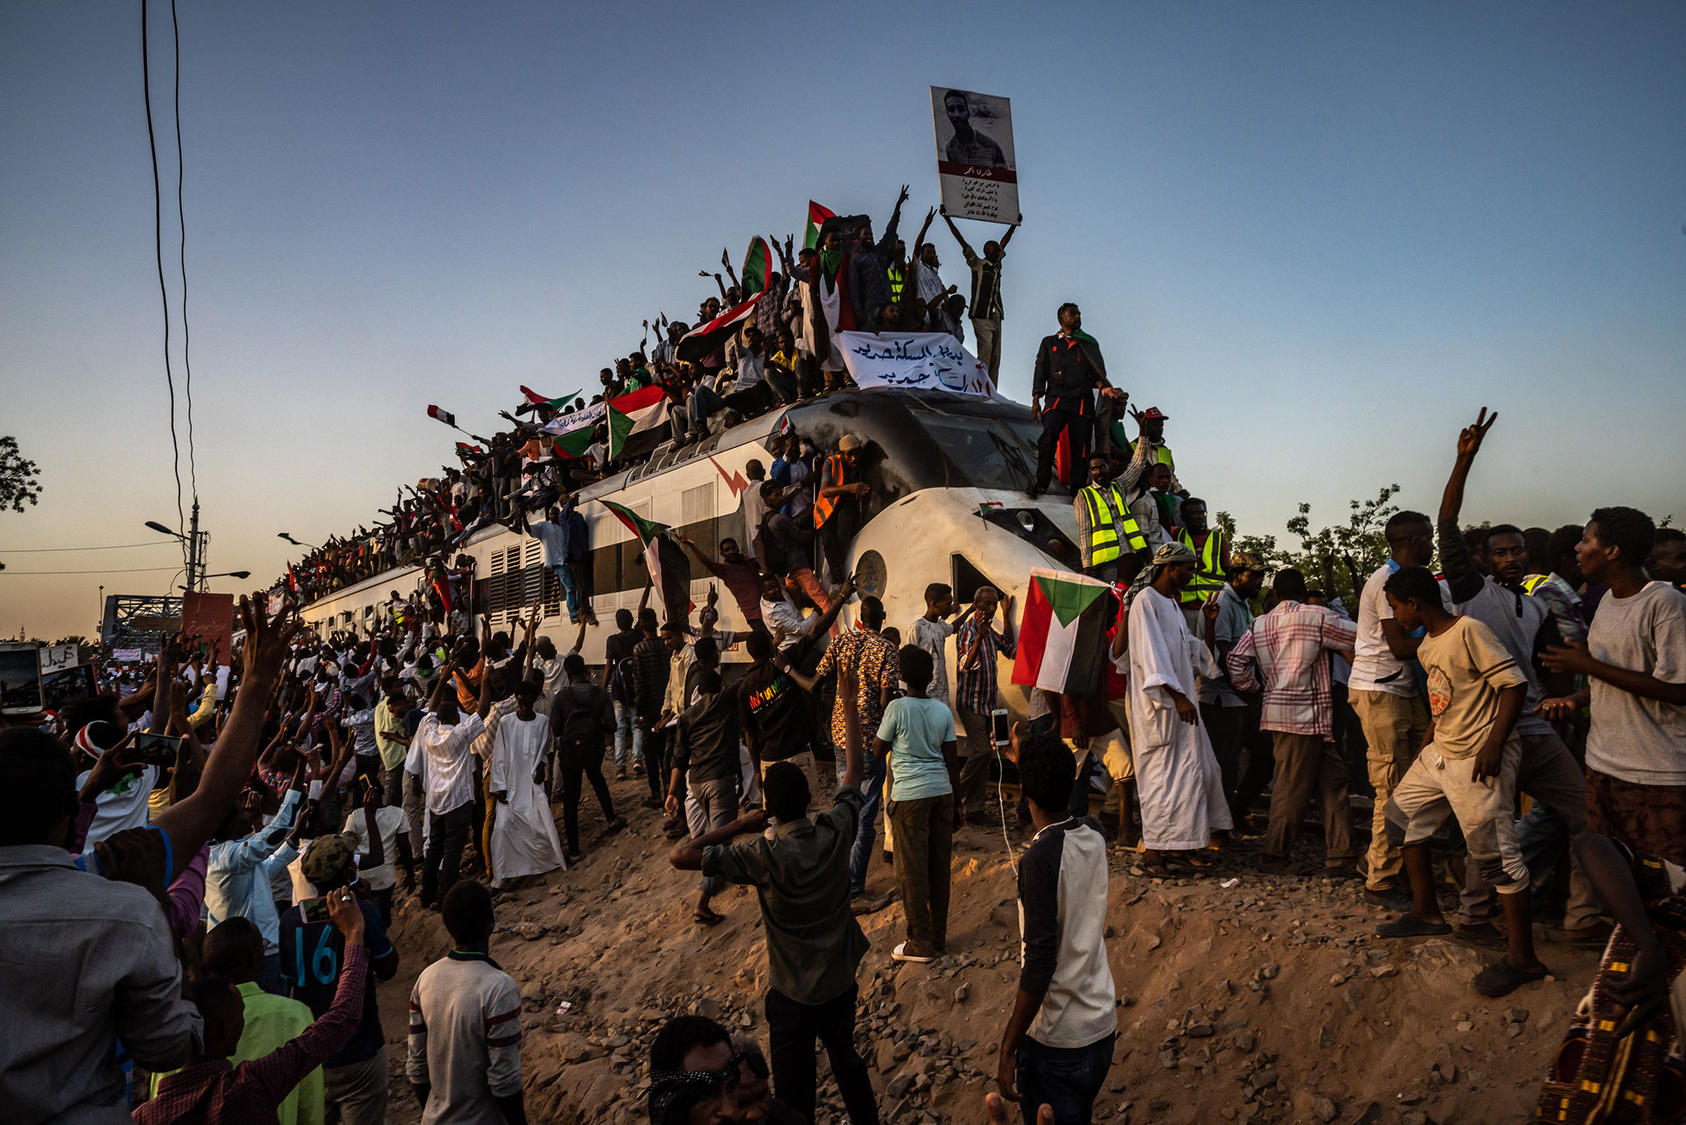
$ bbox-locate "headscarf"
[647,1062,740,1125]
[1124,541,1197,610]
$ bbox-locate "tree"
[1218,483,1404,605]
[0,436,43,513]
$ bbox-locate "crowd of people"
[3,348,1683,1125]
[283,190,1020,607]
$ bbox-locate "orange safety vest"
[813,452,855,529]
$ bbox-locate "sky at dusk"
[3,1,1683,640]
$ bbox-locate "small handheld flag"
[741,236,772,297]
[426,404,456,428]
[804,200,835,251]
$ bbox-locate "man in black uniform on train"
[1029,302,1117,499]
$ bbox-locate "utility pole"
[186,501,204,593]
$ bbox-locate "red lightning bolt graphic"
[708,455,749,497]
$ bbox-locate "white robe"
[488,713,568,886]
[1126,587,1234,851]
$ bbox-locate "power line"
[141,0,188,575]
[171,0,197,506]
[1,542,176,553]
[0,566,183,576]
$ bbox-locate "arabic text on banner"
[836,331,997,397]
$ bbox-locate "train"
[297,388,1083,711]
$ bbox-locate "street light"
[178,570,251,591]
[147,505,209,592]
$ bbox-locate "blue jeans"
[838,750,887,895]
[1017,1033,1115,1125]
[612,697,642,773]
[550,563,579,620]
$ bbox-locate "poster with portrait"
[931,86,1019,224]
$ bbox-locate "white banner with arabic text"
[837,332,997,397]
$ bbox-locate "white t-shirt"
[911,616,955,707]
[343,805,411,891]
[1585,581,1686,786]
[1348,564,1413,696]
[74,764,159,848]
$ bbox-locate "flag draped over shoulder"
[1011,568,1115,696]
[430,562,454,616]
[804,200,835,251]
[600,499,692,627]
[741,237,772,297]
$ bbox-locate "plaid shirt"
[1225,601,1357,737]
[954,612,1016,717]
[136,945,369,1125]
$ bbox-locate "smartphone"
[0,643,43,716]
[990,708,1009,747]
[134,731,183,767]
[298,896,332,924]
[41,664,97,710]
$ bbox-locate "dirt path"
[366,775,1594,1123]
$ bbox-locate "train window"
[951,554,1001,605]
[682,484,715,557]
[917,416,1040,492]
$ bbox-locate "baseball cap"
[302,833,359,885]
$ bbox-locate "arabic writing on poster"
[836,332,998,398]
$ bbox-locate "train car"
[298,388,1084,714]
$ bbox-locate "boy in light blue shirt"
[875,645,959,964]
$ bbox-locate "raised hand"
[80,730,143,798]
[896,184,910,206]
[239,593,304,685]
[327,885,366,945]
[1456,406,1498,460]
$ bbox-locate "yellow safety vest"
[1080,483,1148,566]
[1177,527,1227,604]
[887,264,905,302]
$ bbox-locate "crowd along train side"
[297,389,1083,716]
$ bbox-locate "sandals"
[1473,958,1548,998]
[694,908,725,926]
[1377,915,1453,938]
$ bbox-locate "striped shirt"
[1225,601,1357,737]
[954,613,1016,717]
[407,952,523,1124]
